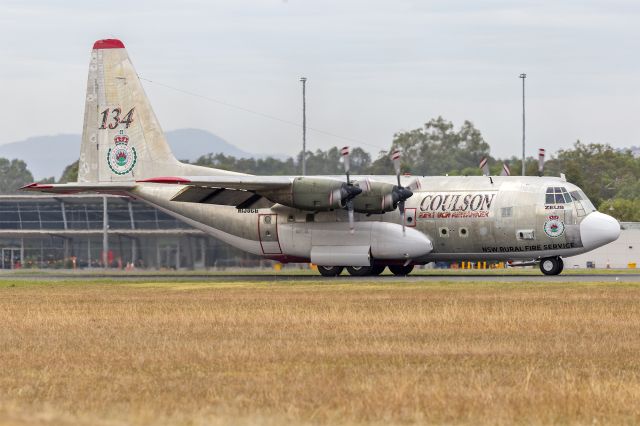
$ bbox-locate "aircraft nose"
[579,211,621,249]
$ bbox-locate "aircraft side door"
[258,214,282,255]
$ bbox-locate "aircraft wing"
[139,175,298,209]
[21,175,355,211]
[138,175,350,210]
[137,176,294,191]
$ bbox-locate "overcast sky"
[1,0,638,159]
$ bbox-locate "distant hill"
[0,129,258,180]
[167,128,255,161]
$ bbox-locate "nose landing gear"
[539,256,564,275]
[388,264,414,276]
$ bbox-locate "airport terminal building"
[0,195,260,269]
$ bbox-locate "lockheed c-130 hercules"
[22,39,621,276]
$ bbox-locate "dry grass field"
[0,279,639,425]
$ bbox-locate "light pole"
[300,77,307,176]
[519,73,526,176]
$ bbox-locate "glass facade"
[0,197,191,231]
[0,195,261,269]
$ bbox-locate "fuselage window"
[501,207,513,217]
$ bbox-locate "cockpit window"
[545,187,572,204]
[577,190,596,213]
[569,189,596,216]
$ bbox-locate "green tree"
[300,147,371,176]
[59,160,79,183]
[365,150,394,175]
[598,199,640,222]
[544,141,640,206]
[391,117,492,176]
[0,158,34,194]
[195,153,297,175]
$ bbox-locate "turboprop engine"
[352,181,413,214]
[262,177,361,211]
[262,148,417,234]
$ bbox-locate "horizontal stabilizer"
[20,182,136,194]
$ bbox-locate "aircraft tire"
[317,265,344,277]
[539,257,563,275]
[388,264,414,276]
[346,266,374,276]
[371,265,386,276]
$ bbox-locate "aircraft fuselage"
[130,174,619,266]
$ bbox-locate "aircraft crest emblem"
[544,215,565,238]
[107,130,137,175]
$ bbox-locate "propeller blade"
[390,150,411,234]
[356,177,372,193]
[340,146,360,233]
[341,146,350,183]
[538,148,545,177]
[329,187,342,207]
[347,200,355,234]
[391,149,401,185]
[407,177,422,192]
[390,186,413,235]
[479,157,489,176]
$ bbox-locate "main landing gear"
[317,265,344,277]
[539,256,564,276]
[317,264,414,277]
[345,265,386,276]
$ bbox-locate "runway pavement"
[1,271,640,283]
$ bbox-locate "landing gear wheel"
[318,265,344,277]
[388,264,414,276]
[371,265,386,276]
[539,257,564,276]
[346,266,374,276]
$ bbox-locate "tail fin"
[79,39,227,182]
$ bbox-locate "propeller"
[538,148,545,177]
[391,149,413,235]
[341,146,362,233]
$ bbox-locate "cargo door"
[258,214,282,255]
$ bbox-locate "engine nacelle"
[352,181,398,213]
[262,177,355,211]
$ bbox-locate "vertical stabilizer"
[79,39,180,182]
